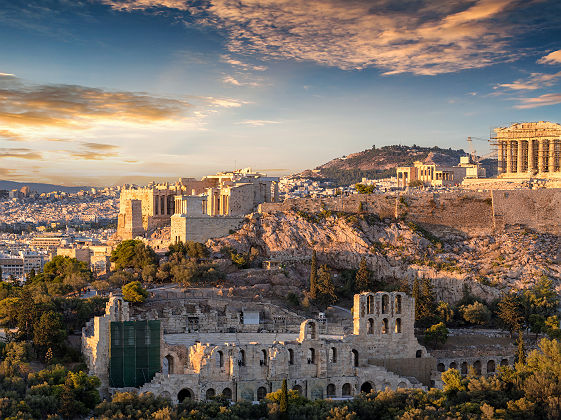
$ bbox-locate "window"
[395,318,402,333]
[416,350,422,358]
[218,351,224,368]
[352,349,359,367]
[382,318,388,334]
[260,349,267,366]
[239,350,246,367]
[288,349,294,365]
[368,318,374,334]
[308,348,316,364]
[382,294,389,314]
[257,386,267,401]
[342,383,352,396]
[367,295,374,314]
[487,360,496,374]
[327,384,336,398]
[437,363,445,372]
[329,347,337,363]
[395,295,402,314]
[206,388,215,400]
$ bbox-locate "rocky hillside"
[302,145,497,185]
[208,211,560,303]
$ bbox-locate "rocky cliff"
[208,211,561,303]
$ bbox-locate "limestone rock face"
[208,211,561,303]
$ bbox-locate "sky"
[1,0,561,186]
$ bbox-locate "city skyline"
[2,0,561,186]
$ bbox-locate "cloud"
[0,73,15,78]
[237,120,281,127]
[538,50,561,65]
[514,93,561,109]
[204,96,247,108]
[102,0,547,75]
[497,71,561,90]
[223,75,242,86]
[222,74,262,87]
[0,129,24,141]
[221,55,267,71]
[0,148,43,160]
[81,142,120,151]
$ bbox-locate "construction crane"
[466,136,494,164]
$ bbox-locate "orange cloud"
[514,93,561,109]
[0,148,43,160]
[104,0,527,75]
[498,71,561,91]
[538,50,561,65]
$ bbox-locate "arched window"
[222,387,232,400]
[257,386,267,401]
[239,350,246,367]
[461,362,468,375]
[206,388,215,400]
[395,318,402,333]
[474,360,482,375]
[360,382,372,394]
[450,362,457,370]
[308,348,316,364]
[367,318,374,334]
[178,388,193,403]
[416,350,422,358]
[395,295,402,314]
[330,347,337,363]
[352,349,359,367]
[437,363,445,372]
[500,358,509,366]
[164,354,174,375]
[260,349,267,366]
[327,383,336,398]
[487,360,496,374]
[367,295,374,314]
[382,294,389,314]
[382,318,388,334]
[292,385,303,395]
[288,348,294,365]
[342,383,352,396]
[218,350,224,368]
[307,322,317,339]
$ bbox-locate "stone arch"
[308,348,316,364]
[382,318,389,334]
[395,294,402,314]
[360,382,373,394]
[487,360,496,374]
[222,387,232,400]
[299,319,318,341]
[382,294,389,314]
[330,347,337,363]
[257,386,267,401]
[367,318,374,334]
[367,294,374,314]
[288,348,294,365]
[163,354,174,375]
[397,382,407,389]
[473,360,482,375]
[206,388,215,400]
[260,349,267,366]
[461,361,468,375]
[292,384,303,395]
[437,362,445,372]
[352,349,359,367]
[416,349,422,358]
[450,361,457,370]
[178,388,193,403]
[395,318,402,333]
[342,382,352,396]
[500,358,509,366]
[327,383,336,398]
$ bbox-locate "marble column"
[538,139,545,173]
[517,140,524,173]
[498,141,504,175]
[506,141,512,174]
[528,139,534,173]
[549,139,555,172]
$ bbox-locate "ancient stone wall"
[171,215,244,243]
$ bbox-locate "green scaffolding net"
[109,320,160,388]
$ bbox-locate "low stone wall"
[369,357,436,386]
[172,215,245,243]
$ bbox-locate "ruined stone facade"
[117,169,278,240]
[496,121,561,178]
[83,292,439,402]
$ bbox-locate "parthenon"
[496,121,561,178]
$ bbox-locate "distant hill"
[0,180,92,194]
[301,145,497,185]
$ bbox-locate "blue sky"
[1,0,561,185]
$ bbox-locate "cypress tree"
[516,328,526,364]
[412,277,421,322]
[355,257,371,292]
[316,265,337,307]
[279,378,288,415]
[310,250,318,299]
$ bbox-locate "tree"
[516,329,526,365]
[33,311,66,355]
[413,278,437,326]
[309,250,318,299]
[497,293,524,336]
[315,265,337,307]
[355,183,375,194]
[122,281,148,303]
[461,301,491,325]
[425,322,448,348]
[111,240,158,272]
[437,301,454,323]
[279,378,288,416]
[355,257,372,292]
